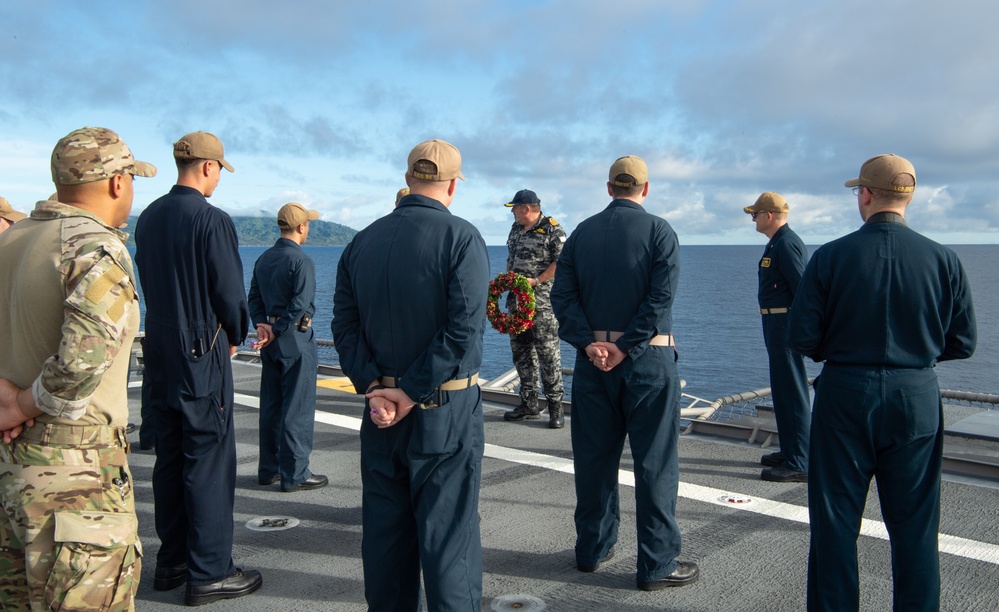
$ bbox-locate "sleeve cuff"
[32,377,88,421]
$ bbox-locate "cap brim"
[133,161,158,178]
[220,159,235,173]
[1,211,27,222]
[504,202,515,207]
[844,178,862,188]
[308,210,320,220]
[743,206,756,214]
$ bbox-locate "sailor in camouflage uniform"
[0,127,155,611]
[502,189,568,428]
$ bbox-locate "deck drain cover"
[491,593,546,611]
[718,494,753,506]
[246,516,300,532]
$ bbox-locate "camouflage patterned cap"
[51,127,157,186]
[0,196,27,222]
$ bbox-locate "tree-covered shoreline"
[123,216,357,247]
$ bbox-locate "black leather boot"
[504,404,541,421]
[548,403,564,429]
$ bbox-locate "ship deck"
[127,358,999,611]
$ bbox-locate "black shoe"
[577,545,615,573]
[548,406,564,429]
[258,474,278,486]
[281,473,329,492]
[154,562,187,591]
[185,568,262,606]
[504,405,541,421]
[761,465,807,482]
[138,441,155,451]
[125,423,137,434]
[760,451,785,467]
[637,561,700,590]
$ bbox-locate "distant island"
[122,216,358,247]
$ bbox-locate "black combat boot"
[548,402,564,429]
[504,404,541,421]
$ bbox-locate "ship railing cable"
[134,335,999,416]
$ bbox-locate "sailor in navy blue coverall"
[744,192,811,481]
[332,140,489,611]
[788,155,976,611]
[248,203,326,492]
[551,156,699,591]
[135,132,261,603]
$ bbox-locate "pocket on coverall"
[45,511,141,611]
[411,401,458,457]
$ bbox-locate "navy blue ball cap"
[505,189,540,207]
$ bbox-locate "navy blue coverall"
[550,198,684,583]
[332,193,489,612]
[788,213,976,611]
[135,185,250,586]
[248,237,318,489]
[757,224,810,472]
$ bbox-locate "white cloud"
[1,1,998,244]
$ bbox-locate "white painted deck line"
[228,391,999,567]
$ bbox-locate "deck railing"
[132,335,998,420]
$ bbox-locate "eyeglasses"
[751,212,769,220]
[852,187,863,196]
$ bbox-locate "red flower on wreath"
[487,272,536,335]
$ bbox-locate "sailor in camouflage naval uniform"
[0,127,155,611]
[502,189,568,428]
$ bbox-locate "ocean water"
[134,244,998,401]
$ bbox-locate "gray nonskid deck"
[127,361,999,611]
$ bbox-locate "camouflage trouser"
[510,306,564,410]
[0,424,141,612]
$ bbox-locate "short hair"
[609,181,645,198]
[175,157,207,172]
[869,173,915,205]
[407,175,449,189]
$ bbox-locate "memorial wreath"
[487,272,536,335]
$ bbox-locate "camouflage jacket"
[0,200,138,424]
[506,214,567,308]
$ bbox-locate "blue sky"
[2,0,998,245]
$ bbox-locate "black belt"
[267,315,311,328]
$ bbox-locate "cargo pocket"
[179,331,223,400]
[45,511,140,611]
[410,402,458,457]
